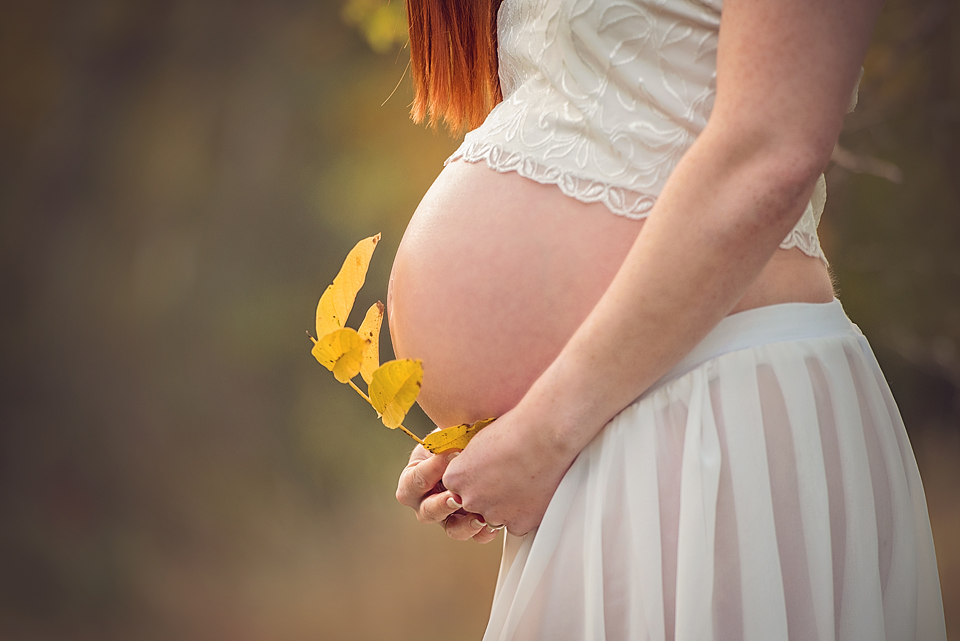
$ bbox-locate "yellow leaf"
[357,301,384,385]
[369,359,423,428]
[422,418,496,454]
[316,234,380,339]
[312,328,368,383]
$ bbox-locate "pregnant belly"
[387,161,644,429]
[388,161,835,429]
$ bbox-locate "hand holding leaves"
[309,234,493,453]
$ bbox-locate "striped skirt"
[483,300,946,641]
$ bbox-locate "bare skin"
[393,0,884,539]
[389,162,834,428]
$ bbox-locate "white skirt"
[484,300,946,641]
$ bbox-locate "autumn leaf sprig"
[309,234,493,454]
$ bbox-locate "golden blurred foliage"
[341,0,408,53]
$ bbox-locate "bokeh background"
[0,0,957,639]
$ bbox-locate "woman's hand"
[441,401,583,537]
[396,445,502,543]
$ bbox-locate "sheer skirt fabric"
[484,300,945,641]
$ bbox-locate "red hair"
[405,0,504,133]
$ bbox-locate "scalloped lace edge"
[447,141,656,220]
[780,227,827,263]
[447,140,827,263]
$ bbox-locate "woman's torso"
[388,0,834,429]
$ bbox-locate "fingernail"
[446,496,462,509]
[470,518,483,529]
[486,525,500,533]
[447,451,460,462]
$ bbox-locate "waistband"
[654,299,859,389]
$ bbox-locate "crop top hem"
[446,140,657,220]
[446,140,828,264]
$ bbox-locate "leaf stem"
[347,379,424,446]
[397,424,425,445]
[348,379,372,404]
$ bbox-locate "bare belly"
[387,161,834,429]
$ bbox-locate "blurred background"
[0,0,956,639]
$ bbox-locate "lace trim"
[447,140,828,263]
[779,227,827,263]
[447,140,657,220]
[781,174,829,264]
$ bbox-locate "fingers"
[396,451,460,508]
[406,444,431,466]
[471,524,501,544]
[395,448,501,544]
[443,513,503,544]
[417,490,463,524]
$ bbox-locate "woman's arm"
[441,0,885,535]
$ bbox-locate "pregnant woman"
[389,0,947,639]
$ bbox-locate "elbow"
[700,120,834,227]
[758,143,828,222]
[707,102,839,181]
[724,122,831,181]
[767,138,832,197]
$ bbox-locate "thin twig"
[831,144,903,183]
[348,379,371,403]
[397,424,425,445]
[347,380,424,445]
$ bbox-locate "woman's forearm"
[520,124,829,460]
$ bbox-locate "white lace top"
[446,0,856,262]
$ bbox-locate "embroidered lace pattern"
[445,0,855,263]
